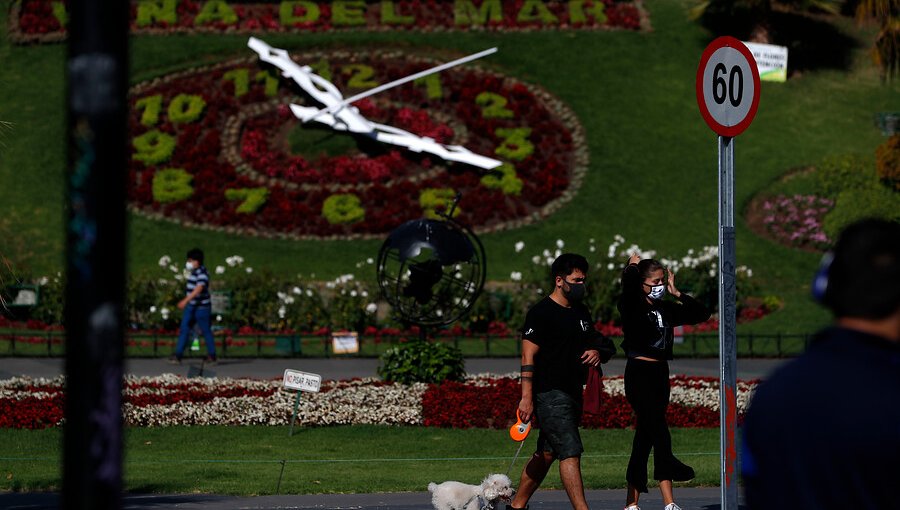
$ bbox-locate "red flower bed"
[126,49,586,239]
[422,375,749,429]
[0,394,64,429]
[11,0,646,43]
[422,377,521,428]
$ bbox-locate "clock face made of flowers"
[128,42,588,239]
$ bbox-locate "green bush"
[26,274,64,326]
[815,153,876,198]
[136,0,177,27]
[224,188,269,213]
[377,339,465,384]
[822,185,900,240]
[322,193,365,224]
[322,273,379,332]
[133,130,177,166]
[152,168,194,203]
[167,94,206,124]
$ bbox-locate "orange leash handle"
[509,409,531,442]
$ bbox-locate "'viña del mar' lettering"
[15,0,640,41]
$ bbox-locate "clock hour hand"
[248,37,373,134]
[370,122,503,170]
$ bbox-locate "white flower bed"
[1,373,758,428]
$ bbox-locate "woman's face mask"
[643,269,666,300]
[647,284,665,300]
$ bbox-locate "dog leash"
[506,410,531,476]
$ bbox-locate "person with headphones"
[742,218,900,509]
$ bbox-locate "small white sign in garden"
[283,369,322,436]
[283,369,321,393]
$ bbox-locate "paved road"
[0,487,745,509]
[0,356,788,381]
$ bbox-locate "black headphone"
[810,252,833,303]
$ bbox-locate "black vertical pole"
[63,0,129,508]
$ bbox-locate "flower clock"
[128,41,588,239]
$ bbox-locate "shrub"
[322,193,365,224]
[27,273,63,326]
[224,187,269,213]
[322,273,379,332]
[136,0,177,27]
[133,130,177,166]
[875,134,900,191]
[377,339,465,384]
[816,153,875,198]
[152,168,194,203]
[167,94,206,124]
[822,185,900,240]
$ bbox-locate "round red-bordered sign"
[696,36,760,137]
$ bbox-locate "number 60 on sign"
[696,36,760,137]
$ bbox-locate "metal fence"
[0,330,815,358]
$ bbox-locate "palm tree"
[856,0,900,78]
[689,0,842,44]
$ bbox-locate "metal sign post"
[283,369,322,436]
[696,36,760,510]
[718,135,738,510]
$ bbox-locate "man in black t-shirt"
[507,253,613,510]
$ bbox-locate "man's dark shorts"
[535,389,584,460]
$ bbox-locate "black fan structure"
[376,198,486,329]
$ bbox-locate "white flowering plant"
[323,268,379,332]
[507,236,761,326]
[225,266,329,333]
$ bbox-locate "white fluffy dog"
[428,473,515,510]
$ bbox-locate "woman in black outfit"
[619,253,711,510]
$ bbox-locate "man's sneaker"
[625,505,641,510]
[664,504,682,510]
[203,356,217,365]
[167,355,181,365]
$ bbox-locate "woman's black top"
[618,264,711,360]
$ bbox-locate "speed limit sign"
[696,36,760,137]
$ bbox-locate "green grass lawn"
[0,425,723,494]
[0,0,896,335]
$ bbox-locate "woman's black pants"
[624,357,692,492]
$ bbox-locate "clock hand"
[248,37,373,133]
[370,122,502,170]
[305,47,498,123]
[248,37,503,170]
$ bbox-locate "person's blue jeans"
[175,304,216,359]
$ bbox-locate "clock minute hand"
[305,47,499,123]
